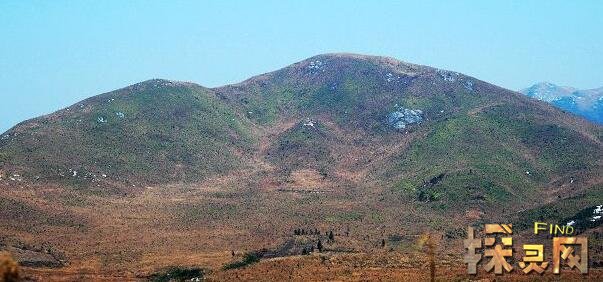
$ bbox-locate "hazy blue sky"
[1,1,602,132]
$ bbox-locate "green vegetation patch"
[222,253,260,270]
[0,81,256,187]
[393,113,538,208]
[392,101,601,212]
[513,184,603,231]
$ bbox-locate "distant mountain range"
[521,82,603,124]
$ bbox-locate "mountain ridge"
[0,53,601,204]
[521,81,603,124]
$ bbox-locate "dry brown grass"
[209,252,603,281]
[1,179,602,281]
[0,252,20,282]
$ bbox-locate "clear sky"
[1,0,602,133]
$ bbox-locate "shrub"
[222,253,260,270]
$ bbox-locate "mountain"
[0,54,601,278]
[521,82,603,124]
[1,53,601,207]
[0,80,255,188]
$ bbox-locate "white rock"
[308,60,324,71]
[385,73,395,82]
[303,118,315,127]
[464,80,474,91]
[387,107,424,129]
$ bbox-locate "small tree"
[328,231,334,241]
[381,239,386,248]
[317,239,323,252]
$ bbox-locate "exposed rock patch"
[386,105,424,129]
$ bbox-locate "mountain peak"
[521,82,577,102]
[521,82,603,124]
[123,78,199,91]
[526,81,576,91]
[299,52,427,73]
[303,52,413,65]
[227,53,438,89]
[534,81,558,87]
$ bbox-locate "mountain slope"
[0,54,601,210]
[213,54,602,210]
[0,79,254,188]
[521,82,603,124]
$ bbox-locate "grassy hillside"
[266,120,335,176]
[391,105,601,208]
[0,79,254,188]
[216,54,602,214]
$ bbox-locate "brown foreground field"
[17,252,603,281]
[1,179,601,281]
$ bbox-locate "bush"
[222,253,260,270]
[0,252,20,282]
